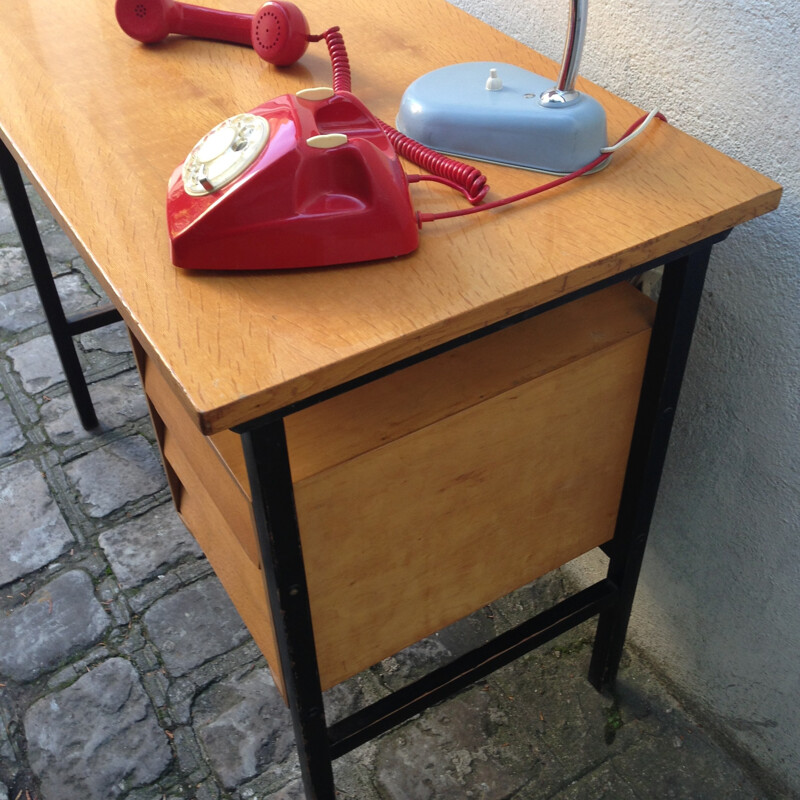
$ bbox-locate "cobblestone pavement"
[0,181,789,800]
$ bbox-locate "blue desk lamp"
[396,0,607,174]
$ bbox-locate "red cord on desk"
[380,123,489,204]
[314,26,489,205]
[414,112,668,225]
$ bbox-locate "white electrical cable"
[600,109,660,153]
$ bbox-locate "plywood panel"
[142,356,260,567]
[297,330,652,689]
[285,283,655,481]
[171,453,285,698]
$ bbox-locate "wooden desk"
[0,0,780,797]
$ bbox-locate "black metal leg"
[589,245,713,690]
[240,420,336,800]
[0,139,116,429]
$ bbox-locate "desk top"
[0,0,780,433]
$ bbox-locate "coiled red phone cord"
[311,27,489,205]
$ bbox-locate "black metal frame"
[0,138,122,430]
[235,234,722,800]
[4,133,724,799]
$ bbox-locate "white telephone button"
[182,114,269,196]
[306,133,349,149]
[296,87,336,101]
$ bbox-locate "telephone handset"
[116,0,309,64]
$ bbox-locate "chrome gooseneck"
[540,0,588,107]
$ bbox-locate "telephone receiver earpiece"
[115,0,310,66]
[251,1,309,65]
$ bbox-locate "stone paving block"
[0,713,14,763]
[545,761,640,800]
[189,641,265,697]
[0,200,13,236]
[0,460,74,586]
[143,669,170,710]
[124,788,178,800]
[490,647,620,783]
[330,753,388,800]
[174,557,213,585]
[47,646,112,691]
[6,335,65,394]
[322,674,374,727]
[142,576,249,676]
[193,779,221,800]
[64,434,166,517]
[168,676,197,726]
[611,723,762,799]
[0,273,97,334]
[193,666,294,789]
[0,570,110,683]
[129,571,182,613]
[262,781,305,800]
[41,370,149,445]
[40,227,80,263]
[24,657,172,800]
[99,503,202,589]
[79,320,132,354]
[376,636,452,693]
[374,685,532,800]
[0,570,110,682]
[0,246,29,286]
[0,395,24,456]
[490,570,570,629]
[171,725,207,777]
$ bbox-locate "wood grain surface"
[0,0,781,432]
[293,283,653,688]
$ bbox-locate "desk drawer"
[132,281,653,696]
[139,353,260,567]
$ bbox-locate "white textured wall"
[448,0,800,793]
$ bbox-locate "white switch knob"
[485,68,503,91]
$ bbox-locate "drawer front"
[173,451,284,697]
[130,336,285,695]
[141,352,261,568]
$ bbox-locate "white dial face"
[182,114,270,196]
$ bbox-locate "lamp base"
[397,62,607,175]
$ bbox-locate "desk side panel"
[129,334,285,697]
[285,284,656,482]
[294,300,653,690]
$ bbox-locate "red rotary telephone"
[116,0,467,270]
